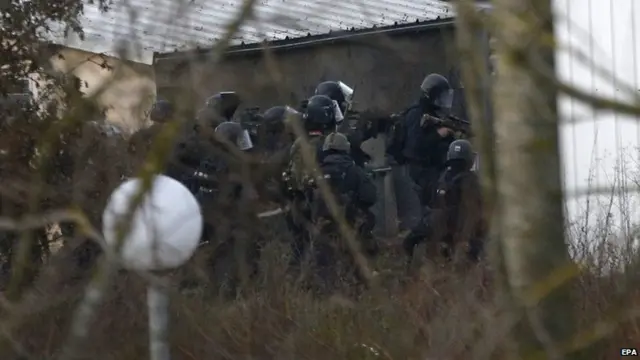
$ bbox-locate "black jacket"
[401,103,454,169]
[432,165,483,240]
[320,151,377,209]
[164,126,244,206]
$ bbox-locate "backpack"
[385,109,411,164]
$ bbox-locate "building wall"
[154,26,461,115]
[46,47,157,134]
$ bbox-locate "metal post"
[148,277,171,360]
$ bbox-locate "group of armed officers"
[138,72,485,286]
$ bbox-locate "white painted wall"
[555,0,640,242]
[46,47,156,135]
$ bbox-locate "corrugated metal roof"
[47,0,455,64]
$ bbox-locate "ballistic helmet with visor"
[205,91,241,120]
[304,95,337,132]
[262,106,288,134]
[420,73,454,110]
[315,81,345,110]
[214,121,254,151]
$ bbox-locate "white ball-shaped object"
[102,175,203,271]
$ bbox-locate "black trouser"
[199,215,264,298]
[390,160,422,232]
[407,163,440,207]
[402,208,433,261]
[311,207,377,289]
[402,209,483,265]
[357,208,378,257]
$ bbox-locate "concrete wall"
[154,25,460,115]
[47,47,157,134]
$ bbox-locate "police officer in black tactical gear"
[262,106,294,152]
[306,132,378,289]
[164,120,255,236]
[245,105,298,206]
[128,98,177,168]
[401,73,456,207]
[402,139,484,268]
[188,91,242,136]
[165,118,260,297]
[284,94,338,272]
[260,106,295,180]
[317,133,379,250]
[288,94,338,170]
[313,81,372,167]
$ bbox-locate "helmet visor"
[237,129,254,151]
[337,81,354,101]
[434,89,454,109]
[471,153,479,171]
[332,100,344,124]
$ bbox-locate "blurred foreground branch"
[491,0,580,358]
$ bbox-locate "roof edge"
[153,17,456,63]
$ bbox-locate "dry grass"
[0,230,637,360]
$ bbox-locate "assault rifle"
[421,113,472,137]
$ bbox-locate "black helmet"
[304,95,337,132]
[420,73,453,110]
[315,81,345,110]
[149,99,173,123]
[205,91,241,120]
[214,121,253,151]
[262,106,288,134]
[446,139,474,168]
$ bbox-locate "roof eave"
[153,17,456,64]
